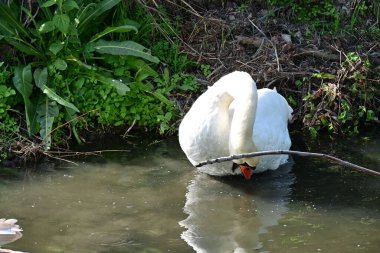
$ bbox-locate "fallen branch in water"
[195,150,380,177]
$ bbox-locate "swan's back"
[253,88,292,172]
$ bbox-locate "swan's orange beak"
[240,165,253,180]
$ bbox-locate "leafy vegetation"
[0,0,158,149]
[0,0,201,162]
[0,0,379,163]
[0,0,200,156]
[302,51,378,137]
[266,0,379,137]
[268,0,339,32]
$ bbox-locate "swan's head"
[239,163,256,180]
[233,157,259,180]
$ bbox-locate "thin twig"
[42,151,79,166]
[123,119,137,138]
[195,150,380,177]
[248,19,281,72]
[47,109,98,138]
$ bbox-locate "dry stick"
[47,109,99,138]
[42,151,79,166]
[123,118,137,138]
[248,19,281,72]
[195,150,380,177]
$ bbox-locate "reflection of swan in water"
[0,219,26,253]
[179,162,294,253]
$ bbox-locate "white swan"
[178,71,292,179]
[0,219,22,247]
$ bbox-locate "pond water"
[0,130,379,253]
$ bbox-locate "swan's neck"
[228,86,257,156]
[214,72,258,157]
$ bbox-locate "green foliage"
[0,0,201,160]
[238,3,249,12]
[301,51,378,137]
[269,0,339,32]
[0,0,159,149]
[152,41,194,73]
[0,63,19,161]
[69,54,199,135]
[200,64,212,76]
[0,63,18,136]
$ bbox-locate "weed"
[200,64,212,77]
[301,51,378,136]
[269,0,339,33]
[0,0,159,149]
[238,3,249,12]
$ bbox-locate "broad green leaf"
[91,40,159,63]
[0,35,3,40]
[89,25,138,43]
[37,97,59,149]
[152,91,174,106]
[53,59,67,70]
[13,65,35,135]
[7,39,40,56]
[62,0,79,12]
[39,21,56,33]
[13,65,33,98]
[0,19,15,36]
[41,0,57,7]
[78,0,121,32]
[53,14,70,33]
[49,42,64,55]
[0,4,29,37]
[96,74,130,95]
[73,78,85,90]
[66,56,96,70]
[28,96,39,135]
[41,86,79,112]
[126,57,158,82]
[33,67,48,89]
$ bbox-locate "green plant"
[351,1,369,30]
[200,64,212,76]
[301,51,378,136]
[0,63,18,136]
[0,63,19,162]
[152,41,194,73]
[238,3,249,12]
[268,0,339,32]
[0,0,159,149]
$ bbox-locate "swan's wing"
[178,87,235,176]
[253,89,292,172]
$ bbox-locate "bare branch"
[195,150,380,177]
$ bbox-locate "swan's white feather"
[0,219,22,235]
[252,88,292,172]
[0,219,23,248]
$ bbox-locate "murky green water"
[1,131,379,253]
